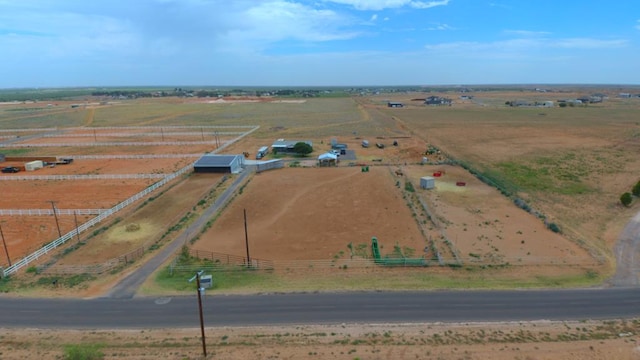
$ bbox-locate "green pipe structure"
[371,237,427,267]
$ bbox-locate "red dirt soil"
[194,167,426,261]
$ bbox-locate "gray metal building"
[193,154,244,174]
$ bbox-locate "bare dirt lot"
[192,164,594,274]
[194,166,426,261]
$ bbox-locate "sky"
[1,0,640,87]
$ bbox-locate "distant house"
[271,139,313,154]
[509,100,532,107]
[387,101,404,108]
[619,93,632,98]
[193,154,244,173]
[459,95,474,100]
[424,96,452,106]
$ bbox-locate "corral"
[0,124,257,272]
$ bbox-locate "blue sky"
[1,0,639,87]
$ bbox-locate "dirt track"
[610,210,640,286]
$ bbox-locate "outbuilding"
[420,176,435,190]
[271,139,313,154]
[193,154,244,173]
[25,160,44,171]
[318,152,338,166]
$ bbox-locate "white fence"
[42,132,245,137]
[68,154,203,159]
[0,174,168,181]
[1,125,259,278]
[0,128,58,132]
[0,174,171,181]
[1,165,190,277]
[3,140,221,147]
[0,209,106,216]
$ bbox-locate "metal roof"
[272,140,312,148]
[318,152,338,160]
[194,154,241,167]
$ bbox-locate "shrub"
[404,181,415,193]
[632,181,640,197]
[63,343,104,360]
[293,142,313,155]
[547,222,561,233]
[621,192,633,207]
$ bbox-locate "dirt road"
[610,210,640,286]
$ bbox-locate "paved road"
[107,170,252,298]
[2,288,640,329]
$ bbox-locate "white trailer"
[25,160,44,171]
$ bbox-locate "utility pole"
[189,270,207,358]
[0,224,11,267]
[47,201,62,238]
[244,209,251,268]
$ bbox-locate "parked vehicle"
[1,166,20,173]
[256,146,269,159]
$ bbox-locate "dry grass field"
[2,319,640,360]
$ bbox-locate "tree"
[620,192,633,207]
[293,142,313,155]
[632,181,640,197]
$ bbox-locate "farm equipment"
[55,158,73,165]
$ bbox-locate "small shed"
[388,101,404,108]
[420,176,435,190]
[25,160,44,171]
[318,152,338,167]
[193,154,244,173]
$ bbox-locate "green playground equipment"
[371,236,427,267]
[371,236,382,263]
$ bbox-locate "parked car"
[1,166,20,173]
